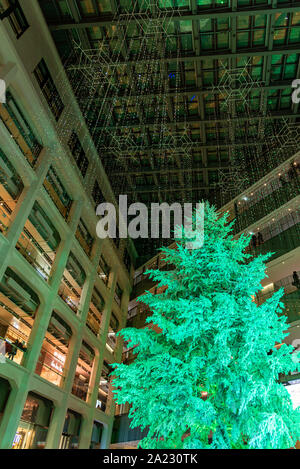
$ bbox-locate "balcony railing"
[256,273,300,324]
[96,394,107,412]
[234,181,300,234]
[106,333,117,354]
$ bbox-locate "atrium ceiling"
[38,0,300,258]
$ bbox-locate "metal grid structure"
[39,0,300,256]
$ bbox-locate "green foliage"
[112,202,300,449]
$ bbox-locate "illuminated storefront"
[13,392,52,449]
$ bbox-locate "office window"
[68,132,89,177]
[0,0,28,38]
[0,91,42,166]
[34,59,64,121]
[114,225,120,249]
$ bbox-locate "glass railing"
[71,379,89,402]
[97,380,113,415]
[273,271,300,294]
[234,181,300,234]
[256,293,300,324]
[284,298,300,323]
[220,142,299,205]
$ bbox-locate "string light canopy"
[38,0,300,260]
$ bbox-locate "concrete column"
[78,414,94,449]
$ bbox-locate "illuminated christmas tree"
[112,203,300,449]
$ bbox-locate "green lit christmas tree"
[112,203,300,449]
